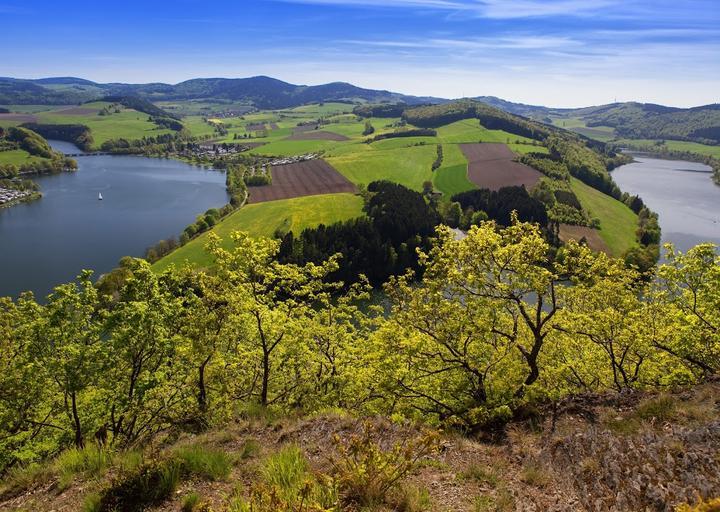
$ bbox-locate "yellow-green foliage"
[0,219,718,481]
[330,423,439,507]
[677,497,720,512]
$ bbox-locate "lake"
[0,141,228,299]
[611,155,720,254]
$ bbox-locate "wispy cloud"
[269,0,620,18]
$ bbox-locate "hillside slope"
[2,381,717,511]
[0,76,442,109]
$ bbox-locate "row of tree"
[1,221,717,473]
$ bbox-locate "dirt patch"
[0,113,38,123]
[287,130,350,142]
[248,159,357,203]
[246,123,266,132]
[49,107,99,116]
[558,224,610,254]
[460,143,541,191]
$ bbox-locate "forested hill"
[572,102,720,144]
[0,76,442,109]
[471,96,720,145]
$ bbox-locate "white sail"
[98,192,103,200]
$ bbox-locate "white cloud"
[269,0,621,18]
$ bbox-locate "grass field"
[550,117,616,142]
[249,139,339,156]
[327,144,436,191]
[0,149,46,166]
[618,139,720,159]
[570,177,638,256]
[436,119,535,144]
[26,102,173,148]
[153,193,364,271]
[432,143,475,197]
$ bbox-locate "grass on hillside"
[0,149,47,166]
[327,144,436,191]
[436,119,535,144]
[570,177,638,256]
[550,117,616,142]
[432,143,475,197]
[153,193,364,271]
[618,139,720,159]
[249,139,340,156]
[31,102,173,148]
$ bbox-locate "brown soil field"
[559,223,609,254]
[49,107,99,116]
[248,158,357,203]
[0,113,38,123]
[246,123,266,132]
[460,143,541,191]
[287,130,349,141]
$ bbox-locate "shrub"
[331,422,439,507]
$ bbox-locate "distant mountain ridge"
[0,76,443,109]
[2,76,718,144]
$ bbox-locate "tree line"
[1,220,717,473]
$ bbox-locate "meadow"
[31,102,173,148]
[570,177,638,256]
[153,193,364,271]
[327,144,436,191]
[550,117,616,142]
[0,149,46,167]
[618,139,720,159]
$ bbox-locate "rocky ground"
[1,380,718,512]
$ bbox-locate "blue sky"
[1,0,718,107]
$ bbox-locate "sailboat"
[98,192,103,201]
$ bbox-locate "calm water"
[612,155,720,254]
[0,141,228,298]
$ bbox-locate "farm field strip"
[460,143,542,191]
[248,159,357,203]
[286,130,350,141]
[153,193,364,271]
[570,177,638,256]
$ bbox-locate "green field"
[551,117,616,142]
[249,139,340,156]
[618,139,720,159]
[0,149,46,166]
[432,143,475,197]
[328,144,436,191]
[153,193,364,271]
[570,177,638,256]
[25,102,173,148]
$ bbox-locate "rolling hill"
[0,76,442,109]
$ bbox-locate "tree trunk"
[261,349,269,406]
[71,391,83,448]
